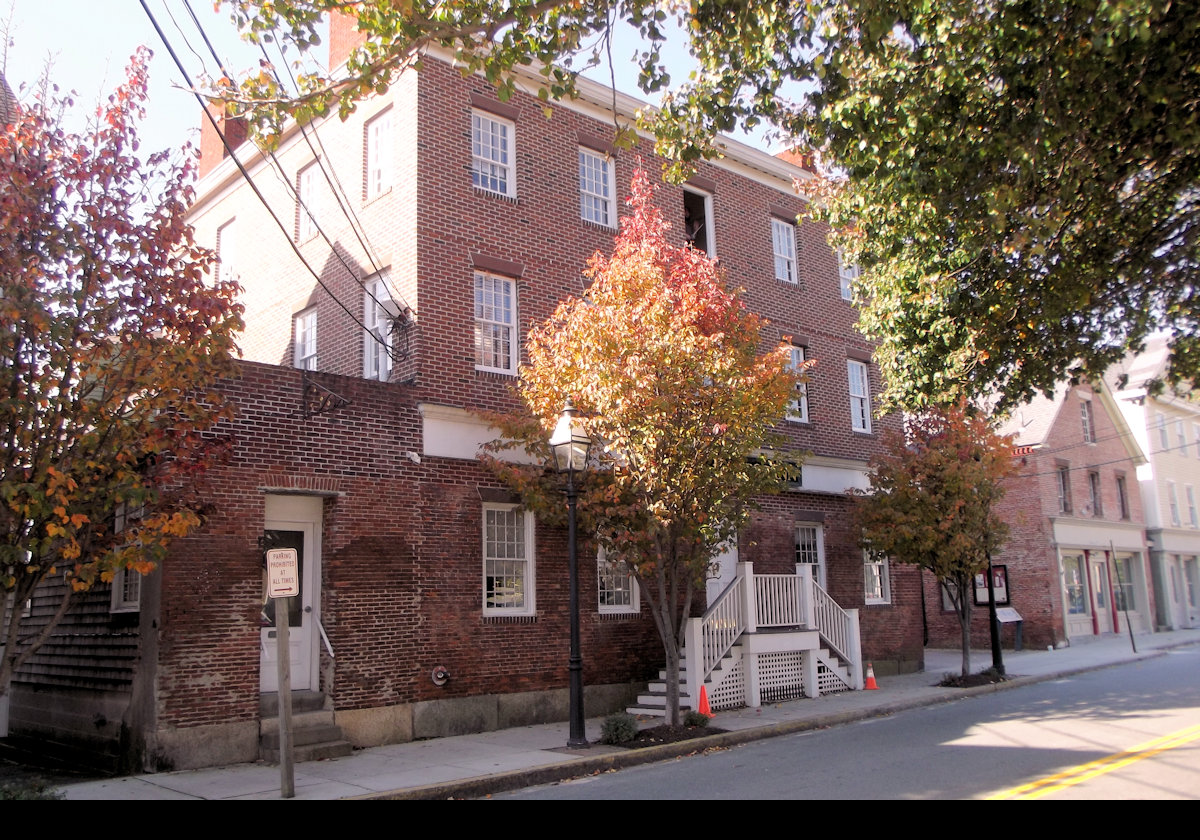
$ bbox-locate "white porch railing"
[683,561,863,706]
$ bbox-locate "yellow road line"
[989,723,1200,800]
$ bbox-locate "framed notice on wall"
[973,565,1010,606]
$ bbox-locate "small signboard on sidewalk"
[266,548,299,599]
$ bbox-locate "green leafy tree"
[221,0,1199,407]
[0,51,244,702]
[481,170,800,724]
[851,402,1015,678]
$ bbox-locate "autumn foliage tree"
[0,50,243,703]
[482,170,800,724]
[852,403,1016,678]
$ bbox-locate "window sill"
[364,186,393,207]
[482,613,537,624]
[472,186,519,203]
[581,217,617,231]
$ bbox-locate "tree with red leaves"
[0,49,244,708]
[483,170,801,724]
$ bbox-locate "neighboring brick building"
[5,16,922,771]
[923,380,1153,652]
[1106,336,1200,631]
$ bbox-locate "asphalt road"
[496,647,1200,799]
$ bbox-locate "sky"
[3,1,753,161]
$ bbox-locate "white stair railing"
[753,573,811,628]
[684,565,748,704]
[804,565,863,690]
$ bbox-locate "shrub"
[683,710,711,727]
[600,712,640,745]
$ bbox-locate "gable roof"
[997,378,1147,466]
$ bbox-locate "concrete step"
[259,689,327,717]
[260,739,353,763]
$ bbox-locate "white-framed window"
[363,274,394,381]
[482,503,534,615]
[864,549,891,604]
[1176,419,1187,454]
[847,359,871,433]
[1157,413,1169,452]
[216,219,236,285]
[786,345,809,423]
[1187,485,1198,528]
[297,163,318,241]
[1062,553,1087,614]
[1116,474,1130,520]
[471,111,515,197]
[597,546,638,614]
[683,188,715,256]
[1194,423,1200,458]
[110,503,143,613]
[1057,465,1072,513]
[365,108,394,201]
[772,217,797,284]
[579,148,615,227]
[1168,480,1181,526]
[838,251,860,301]
[1088,471,1102,516]
[294,308,317,370]
[474,271,517,374]
[1080,397,1095,443]
[795,523,825,587]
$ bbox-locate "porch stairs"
[259,690,353,763]
[628,562,863,718]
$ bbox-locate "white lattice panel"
[817,661,852,694]
[758,652,806,703]
[708,658,746,711]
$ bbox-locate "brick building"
[923,380,1153,652]
[5,16,922,771]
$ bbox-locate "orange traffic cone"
[698,685,712,716]
[864,662,879,690]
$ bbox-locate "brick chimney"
[198,103,248,178]
[775,149,816,173]
[329,9,369,71]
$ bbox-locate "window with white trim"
[216,219,236,285]
[848,359,872,433]
[363,274,394,381]
[365,109,393,201]
[786,345,809,423]
[1116,473,1130,519]
[683,188,714,256]
[294,308,317,370]
[1194,423,1200,458]
[1080,397,1095,443]
[795,523,825,587]
[864,549,891,604]
[1187,485,1198,528]
[1168,480,1181,526]
[297,163,318,241]
[772,218,797,284]
[1088,470,1102,516]
[579,148,615,227]
[110,503,143,613]
[471,111,515,197]
[1157,413,1169,452]
[1176,419,1187,454]
[597,546,638,614]
[483,503,534,614]
[838,252,860,301]
[474,271,517,374]
[1057,465,1072,513]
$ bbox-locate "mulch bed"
[938,669,1010,688]
[622,724,726,749]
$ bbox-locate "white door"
[706,540,739,605]
[260,495,321,693]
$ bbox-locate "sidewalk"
[59,628,1200,800]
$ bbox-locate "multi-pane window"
[365,109,393,201]
[597,547,638,614]
[838,252,859,301]
[795,524,825,587]
[787,345,809,423]
[363,275,394,381]
[216,220,236,285]
[1113,555,1136,611]
[1194,424,1200,458]
[110,503,143,613]
[1157,413,1169,452]
[297,163,318,241]
[1063,554,1086,614]
[1187,485,1198,528]
[474,272,516,373]
[1088,471,1102,516]
[1116,474,1130,520]
[1080,398,1096,443]
[579,148,615,227]
[1168,480,1181,526]
[483,504,533,614]
[863,549,890,604]
[1176,420,1187,454]
[471,111,515,197]
[772,218,797,284]
[293,308,317,370]
[847,360,871,433]
[1057,465,1072,513]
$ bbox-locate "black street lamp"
[550,399,591,748]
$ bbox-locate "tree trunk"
[958,586,973,678]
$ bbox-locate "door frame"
[260,495,322,693]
